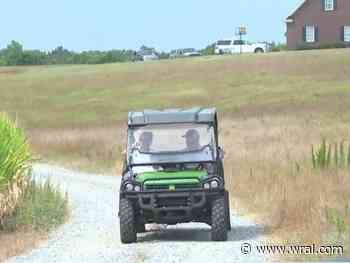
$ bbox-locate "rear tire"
[119,198,137,244]
[254,48,264,53]
[211,196,228,241]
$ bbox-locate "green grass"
[312,139,350,169]
[0,113,31,191]
[1,49,350,129]
[1,179,68,233]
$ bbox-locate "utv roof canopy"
[128,107,217,126]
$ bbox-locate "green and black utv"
[118,108,231,243]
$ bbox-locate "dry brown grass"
[28,126,125,173]
[0,229,46,262]
[222,116,350,258]
[0,175,27,226]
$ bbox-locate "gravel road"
[7,164,269,263]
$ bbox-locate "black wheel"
[254,48,264,53]
[119,198,137,243]
[136,223,146,233]
[225,191,231,231]
[211,196,228,241]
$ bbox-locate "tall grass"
[0,179,69,261]
[0,113,32,225]
[1,179,68,232]
[0,113,31,191]
[0,113,68,261]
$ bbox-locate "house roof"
[287,0,307,20]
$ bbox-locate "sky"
[0,0,303,52]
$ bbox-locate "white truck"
[214,39,270,54]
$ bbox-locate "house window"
[324,0,334,11]
[305,25,316,43]
[345,26,350,42]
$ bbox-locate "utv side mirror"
[219,147,225,160]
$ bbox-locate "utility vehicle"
[118,108,231,243]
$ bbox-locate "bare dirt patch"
[0,69,21,75]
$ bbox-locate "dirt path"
[7,164,269,263]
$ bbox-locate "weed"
[312,140,350,169]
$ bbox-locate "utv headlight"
[124,182,141,192]
[210,180,219,188]
[125,183,134,191]
[203,178,221,189]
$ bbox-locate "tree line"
[0,41,218,66]
[0,41,147,66]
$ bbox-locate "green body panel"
[144,178,199,186]
[136,171,207,185]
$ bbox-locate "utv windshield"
[128,123,216,165]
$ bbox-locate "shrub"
[271,42,288,52]
[201,43,216,55]
[297,43,348,51]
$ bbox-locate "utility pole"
[235,26,247,54]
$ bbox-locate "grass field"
[1,49,350,259]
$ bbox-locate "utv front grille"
[156,196,188,207]
[144,185,169,190]
[144,184,201,191]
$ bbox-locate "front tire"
[225,191,231,231]
[119,198,137,243]
[211,196,228,241]
[136,223,146,233]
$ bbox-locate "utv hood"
[135,170,207,186]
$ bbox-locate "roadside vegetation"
[0,113,31,223]
[1,48,350,259]
[0,113,68,261]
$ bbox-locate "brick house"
[286,0,350,49]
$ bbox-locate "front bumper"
[122,189,224,224]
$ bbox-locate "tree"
[201,43,215,56]
[4,41,24,65]
[158,52,169,60]
[0,58,6,66]
[48,46,73,64]
[21,50,47,65]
